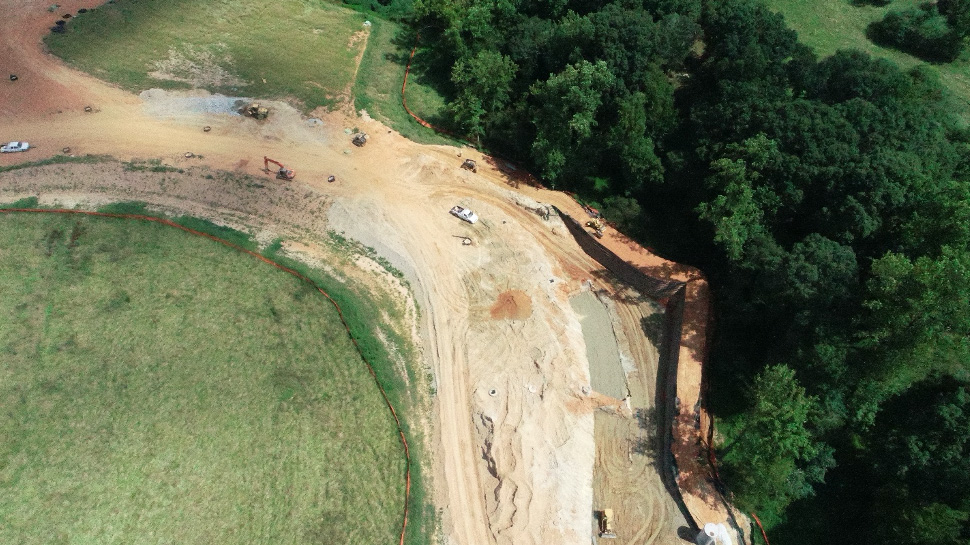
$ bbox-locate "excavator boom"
[263,156,295,180]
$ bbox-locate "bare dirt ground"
[593,294,691,545]
[0,1,734,543]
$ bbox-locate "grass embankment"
[353,18,458,145]
[260,235,437,545]
[0,154,111,174]
[0,212,405,544]
[765,0,970,118]
[45,0,455,140]
[46,0,368,110]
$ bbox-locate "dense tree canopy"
[414,0,698,196]
[409,0,970,540]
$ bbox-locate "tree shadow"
[588,269,653,304]
[389,25,460,130]
[652,292,700,533]
[482,156,545,190]
[632,407,659,457]
[641,312,665,347]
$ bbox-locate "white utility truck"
[450,205,479,224]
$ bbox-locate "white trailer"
[1,141,30,153]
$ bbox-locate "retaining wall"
[554,206,698,530]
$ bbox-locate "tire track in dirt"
[393,158,597,545]
[587,294,688,545]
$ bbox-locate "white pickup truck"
[1,141,30,153]
[450,205,479,224]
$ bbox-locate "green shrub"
[0,196,40,209]
[868,6,963,62]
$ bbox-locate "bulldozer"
[586,218,605,238]
[352,132,368,147]
[461,159,477,173]
[263,156,295,180]
[244,102,269,120]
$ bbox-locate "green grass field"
[45,0,454,138]
[46,0,369,109]
[0,213,404,545]
[765,0,970,117]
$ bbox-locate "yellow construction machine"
[598,509,617,538]
[244,102,269,120]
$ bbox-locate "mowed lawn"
[0,214,403,545]
[46,0,369,109]
[766,0,970,117]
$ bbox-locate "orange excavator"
[264,156,295,180]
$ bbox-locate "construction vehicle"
[450,205,479,224]
[598,509,617,539]
[461,159,477,173]
[244,102,269,120]
[352,132,368,147]
[263,156,295,180]
[586,218,605,238]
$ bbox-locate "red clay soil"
[0,0,128,120]
[489,289,534,321]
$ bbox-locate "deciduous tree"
[530,60,615,182]
[720,365,834,525]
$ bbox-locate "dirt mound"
[490,289,533,320]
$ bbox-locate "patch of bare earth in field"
[0,2,729,543]
[148,44,247,88]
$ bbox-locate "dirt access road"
[0,1,722,543]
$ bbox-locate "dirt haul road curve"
[0,1,711,543]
